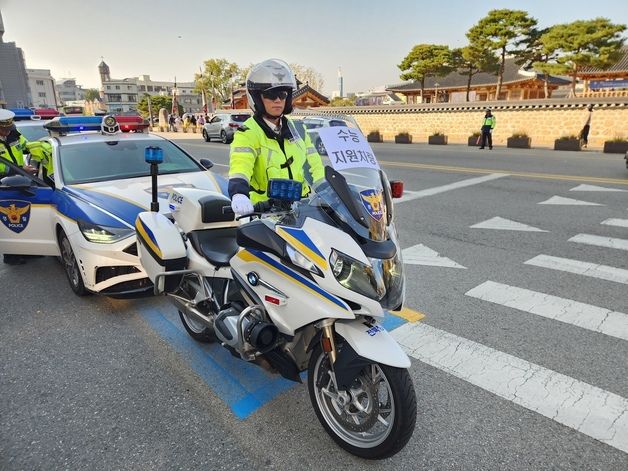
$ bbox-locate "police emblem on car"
[0,200,31,233]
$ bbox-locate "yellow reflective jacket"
[229,116,324,203]
[0,132,53,176]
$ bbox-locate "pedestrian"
[190,115,197,126]
[228,59,324,216]
[0,109,52,265]
[175,115,182,131]
[479,107,496,150]
[579,104,593,148]
[168,114,176,132]
[197,115,205,126]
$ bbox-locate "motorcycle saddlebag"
[135,211,187,293]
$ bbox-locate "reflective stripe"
[232,146,256,155]
[267,149,273,159]
[306,147,317,155]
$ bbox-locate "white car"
[300,116,350,155]
[0,115,227,297]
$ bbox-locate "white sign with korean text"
[317,126,380,171]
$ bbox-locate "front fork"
[317,319,352,405]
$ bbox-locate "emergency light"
[117,115,149,132]
[44,116,104,134]
[144,146,164,164]
[10,108,35,121]
[267,179,302,202]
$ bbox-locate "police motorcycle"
[135,120,416,459]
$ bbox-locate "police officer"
[479,108,496,150]
[228,59,324,215]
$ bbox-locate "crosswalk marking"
[569,233,628,251]
[602,218,628,228]
[402,244,466,269]
[538,196,603,206]
[465,281,628,341]
[397,173,507,203]
[470,216,548,232]
[524,255,628,285]
[570,184,628,192]
[391,322,628,453]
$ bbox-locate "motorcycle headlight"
[287,244,322,275]
[77,220,134,244]
[329,249,384,300]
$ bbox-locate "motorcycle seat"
[187,227,239,267]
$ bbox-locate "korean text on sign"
[317,126,380,171]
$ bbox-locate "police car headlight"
[77,220,134,243]
[329,250,383,300]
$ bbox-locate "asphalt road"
[1,136,627,470]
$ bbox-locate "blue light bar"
[10,108,35,121]
[44,116,103,133]
[267,179,302,202]
[144,146,164,164]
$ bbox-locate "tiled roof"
[579,46,628,74]
[387,58,569,92]
[293,84,330,104]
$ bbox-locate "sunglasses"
[262,89,289,101]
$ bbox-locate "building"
[98,60,202,114]
[0,9,31,108]
[229,80,329,110]
[27,69,58,108]
[577,46,628,98]
[355,89,404,106]
[56,78,85,105]
[387,58,570,103]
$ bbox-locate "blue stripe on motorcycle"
[279,226,324,259]
[247,248,348,311]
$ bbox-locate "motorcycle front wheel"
[307,344,417,459]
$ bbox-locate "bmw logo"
[247,272,259,286]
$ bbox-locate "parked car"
[301,116,350,155]
[0,115,227,298]
[202,112,251,144]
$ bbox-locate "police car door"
[0,160,59,256]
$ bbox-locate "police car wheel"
[59,231,89,296]
[178,310,215,342]
[203,129,210,142]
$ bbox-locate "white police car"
[0,115,226,297]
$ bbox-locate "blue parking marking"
[139,306,408,419]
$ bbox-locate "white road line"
[538,196,603,206]
[570,184,628,192]
[569,234,628,251]
[524,255,628,285]
[402,244,466,269]
[470,216,548,232]
[397,173,507,203]
[602,218,628,228]
[391,322,628,453]
[466,281,628,341]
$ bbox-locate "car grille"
[96,265,141,283]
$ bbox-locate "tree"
[137,95,182,118]
[398,44,453,101]
[452,45,499,101]
[83,88,100,102]
[538,18,626,96]
[467,9,537,100]
[289,63,324,90]
[329,97,355,107]
[195,58,241,109]
[513,27,556,98]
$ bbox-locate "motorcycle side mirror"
[200,158,214,170]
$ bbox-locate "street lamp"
[434,82,440,103]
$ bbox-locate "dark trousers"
[580,124,590,145]
[480,126,493,149]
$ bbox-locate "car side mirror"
[200,158,214,170]
[0,174,36,195]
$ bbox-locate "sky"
[2,0,627,95]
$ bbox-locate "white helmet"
[246,59,297,115]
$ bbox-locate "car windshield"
[59,139,202,184]
[231,114,250,122]
[16,123,48,141]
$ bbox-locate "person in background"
[479,108,496,150]
[228,59,324,216]
[580,104,593,148]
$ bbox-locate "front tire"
[307,344,416,459]
[202,129,210,142]
[178,310,216,342]
[58,230,89,296]
[220,130,229,144]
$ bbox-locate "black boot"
[3,254,26,265]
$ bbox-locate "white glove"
[231,193,254,216]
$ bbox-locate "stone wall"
[298,98,628,150]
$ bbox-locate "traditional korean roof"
[387,58,569,92]
[293,84,330,104]
[579,46,628,75]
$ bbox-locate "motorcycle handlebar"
[221,199,274,216]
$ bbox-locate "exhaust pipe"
[172,297,214,328]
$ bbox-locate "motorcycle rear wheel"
[307,344,416,459]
